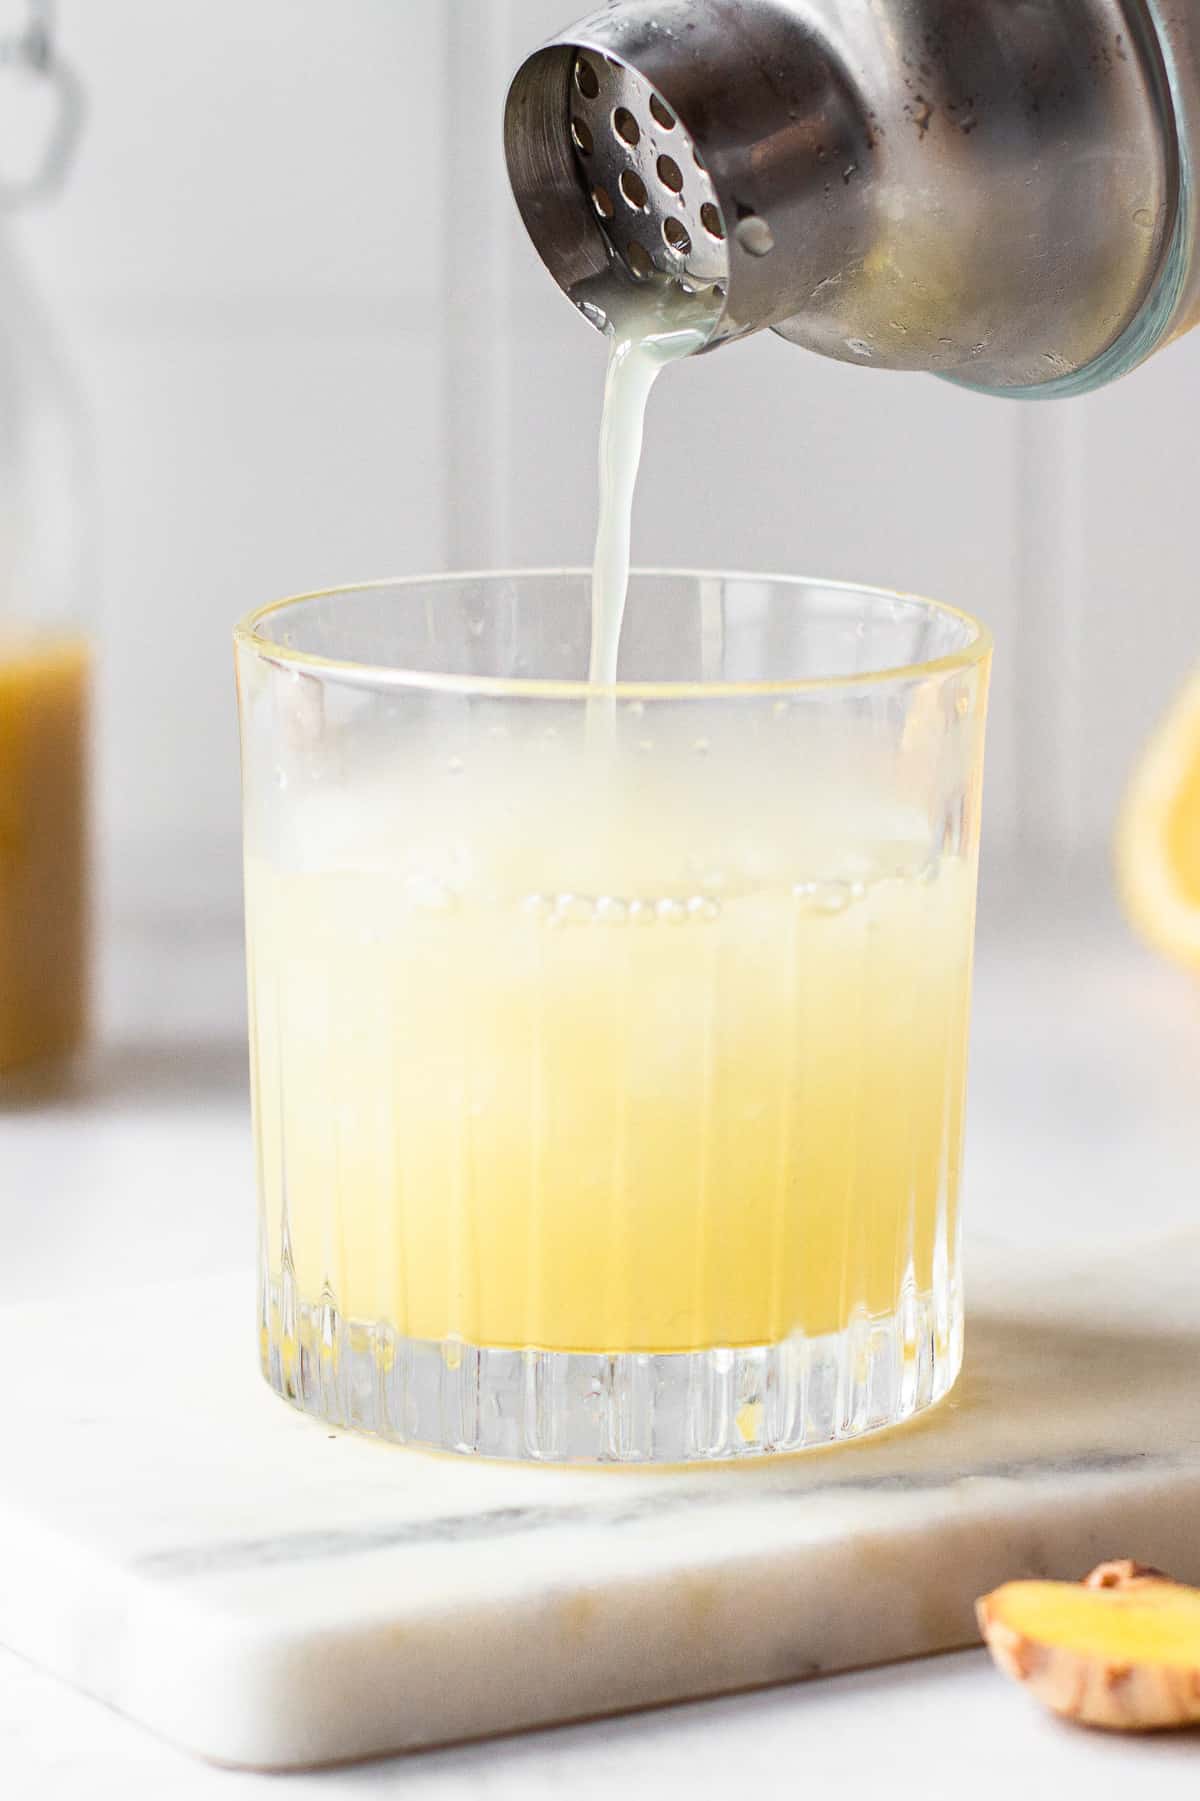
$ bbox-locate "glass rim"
[234,567,992,701]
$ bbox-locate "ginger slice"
[977,1561,1200,1731]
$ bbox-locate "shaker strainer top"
[506,0,867,358]
[567,50,729,297]
[505,0,1179,391]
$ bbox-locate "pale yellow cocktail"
[247,837,972,1354]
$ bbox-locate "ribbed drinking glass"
[235,569,990,1462]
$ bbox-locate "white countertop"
[3,864,1199,1796]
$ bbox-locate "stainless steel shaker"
[504,0,1200,395]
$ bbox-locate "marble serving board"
[1,1234,1198,1771]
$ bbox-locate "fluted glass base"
[259,1266,962,1463]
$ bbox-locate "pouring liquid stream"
[587,279,716,691]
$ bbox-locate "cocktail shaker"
[504,0,1199,395]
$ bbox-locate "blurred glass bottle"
[0,1,92,1083]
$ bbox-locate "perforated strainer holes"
[662,216,691,257]
[700,202,725,241]
[563,53,730,295]
[613,106,640,147]
[625,242,653,280]
[620,168,648,211]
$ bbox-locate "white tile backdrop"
[9,0,1200,933]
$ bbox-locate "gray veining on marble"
[1,1234,1198,1769]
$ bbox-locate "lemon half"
[1117,668,1200,970]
